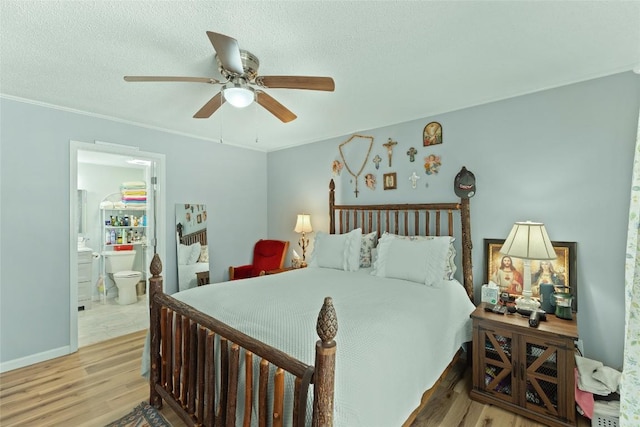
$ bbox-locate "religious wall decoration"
[409,171,420,189]
[424,154,442,175]
[383,172,397,190]
[365,173,376,190]
[373,154,382,170]
[331,160,343,176]
[406,147,417,162]
[382,138,398,167]
[423,122,442,146]
[338,134,374,197]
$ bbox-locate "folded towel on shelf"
[99,200,114,209]
[121,181,147,189]
[575,355,618,396]
[121,190,147,196]
[122,196,147,201]
[124,204,147,208]
[113,201,126,209]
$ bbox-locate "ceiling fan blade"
[193,92,225,118]
[124,76,220,84]
[206,31,244,75]
[255,91,297,123]
[256,76,335,92]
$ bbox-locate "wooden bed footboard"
[148,254,338,427]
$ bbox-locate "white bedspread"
[167,266,475,426]
[177,261,209,291]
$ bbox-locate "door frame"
[69,140,166,353]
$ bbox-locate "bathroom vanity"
[77,248,93,310]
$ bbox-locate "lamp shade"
[222,83,255,108]
[294,214,313,233]
[500,221,556,260]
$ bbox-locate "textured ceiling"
[1,1,639,152]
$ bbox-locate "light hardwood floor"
[0,330,590,427]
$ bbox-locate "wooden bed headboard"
[328,178,474,301]
[177,226,208,246]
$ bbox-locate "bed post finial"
[150,253,163,277]
[313,297,337,426]
[317,297,338,343]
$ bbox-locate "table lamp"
[500,221,556,311]
[294,214,313,265]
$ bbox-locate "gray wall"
[0,98,267,364]
[1,71,638,370]
[268,71,640,369]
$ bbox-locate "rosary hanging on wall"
[338,134,374,197]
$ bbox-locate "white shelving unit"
[100,207,148,302]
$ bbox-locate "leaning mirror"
[175,203,209,291]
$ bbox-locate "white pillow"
[381,232,457,280]
[372,234,451,286]
[187,242,202,265]
[345,228,363,271]
[359,231,378,268]
[178,244,191,265]
[308,228,362,271]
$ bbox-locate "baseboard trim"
[0,345,71,373]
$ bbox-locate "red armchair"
[228,239,290,280]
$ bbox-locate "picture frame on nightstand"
[484,238,577,312]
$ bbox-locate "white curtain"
[621,111,640,425]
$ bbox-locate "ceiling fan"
[124,31,335,123]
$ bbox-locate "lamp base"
[515,295,541,312]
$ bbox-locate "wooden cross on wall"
[383,138,398,167]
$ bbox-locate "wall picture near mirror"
[176,203,209,291]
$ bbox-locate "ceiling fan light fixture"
[222,82,255,108]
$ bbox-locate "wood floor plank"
[0,330,591,427]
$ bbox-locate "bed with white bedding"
[170,267,474,426]
[147,174,475,426]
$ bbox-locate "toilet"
[103,250,142,305]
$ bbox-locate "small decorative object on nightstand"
[470,303,579,427]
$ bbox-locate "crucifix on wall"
[382,138,398,167]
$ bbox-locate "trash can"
[136,280,146,296]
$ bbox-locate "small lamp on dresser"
[500,221,556,311]
[294,214,313,266]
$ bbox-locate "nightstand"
[196,270,209,286]
[470,303,579,427]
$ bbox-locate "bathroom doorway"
[69,140,166,351]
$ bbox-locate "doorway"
[69,140,166,352]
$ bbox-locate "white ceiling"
[1,1,639,152]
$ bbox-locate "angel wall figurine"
[365,173,376,190]
[331,160,343,176]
